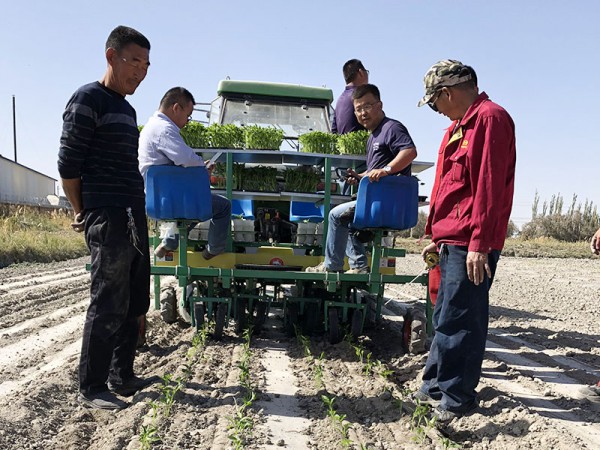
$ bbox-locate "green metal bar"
[225,152,234,252]
[382,247,407,258]
[322,157,332,247]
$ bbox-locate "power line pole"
[12,95,17,163]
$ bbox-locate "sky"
[1,0,598,227]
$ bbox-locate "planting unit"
[148,80,434,348]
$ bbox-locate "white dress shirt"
[138,111,204,182]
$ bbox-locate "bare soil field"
[0,254,599,449]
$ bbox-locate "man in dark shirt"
[58,25,153,410]
[307,84,417,274]
[331,59,369,134]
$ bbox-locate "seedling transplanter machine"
[146,80,434,350]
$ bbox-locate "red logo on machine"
[269,257,284,266]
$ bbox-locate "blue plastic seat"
[289,201,324,223]
[231,199,255,220]
[352,176,418,230]
[145,165,213,221]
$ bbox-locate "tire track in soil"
[252,316,311,450]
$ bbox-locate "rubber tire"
[253,301,268,333]
[302,302,320,336]
[285,302,299,336]
[328,308,342,344]
[213,303,227,341]
[193,303,205,331]
[234,298,247,334]
[159,286,177,323]
[402,308,427,354]
[350,309,363,341]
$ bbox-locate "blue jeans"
[324,200,368,270]
[162,193,231,255]
[420,244,500,413]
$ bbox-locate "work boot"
[410,390,441,407]
[78,391,129,410]
[108,375,158,397]
[154,243,170,258]
[305,262,341,273]
[345,266,369,274]
[202,248,217,260]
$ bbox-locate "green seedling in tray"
[244,125,284,150]
[337,130,369,155]
[299,131,339,154]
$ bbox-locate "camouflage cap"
[417,59,473,107]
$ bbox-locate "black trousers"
[80,206,150,394]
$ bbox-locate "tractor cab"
[207,80,334,150]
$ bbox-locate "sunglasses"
[427,89,443,112]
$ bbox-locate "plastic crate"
[352,176,418,230]
[145,165,213,220]
[231,198,255,220]
[289,201,324,223]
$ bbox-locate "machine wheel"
[285,302,299,336]
[402,308,427,354]
[159,286,177,323]
[193,303,205,331]
[213,303,227,340]
[253,301,268,333]
[328,308,342,344]
[302,302,320,336]
[350,309,363,341]
[234,298,247,334]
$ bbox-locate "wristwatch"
[383,165,392,173]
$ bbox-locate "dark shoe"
[433,404,477,423]
[411,390,441,407]
[352,229,375,243]
[108,375,157,397]
[202,248,217,260]
[78,391,128,410]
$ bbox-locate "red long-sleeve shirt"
[425,92,516,253]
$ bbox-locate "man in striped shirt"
[58,25,154,410]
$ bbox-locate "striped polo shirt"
[58,81,145,210]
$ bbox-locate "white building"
[0,155,57,205]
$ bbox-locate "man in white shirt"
[139,87,231,258]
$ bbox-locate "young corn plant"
[137,325,209,449]
[313,351,325,390]
[410,401,436,444]
[227,326,256,449]
[138,424,161,449]
[321,395,353,448]
[160,373,184,418]
[294,325,312,358]
[362,351,374,376]
[374,359,394,380]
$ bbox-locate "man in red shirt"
[414,60,516,422]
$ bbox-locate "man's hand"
[345,168,361,186]
[205,160,215,174]
[591,227,600,255]
[367,168,388,182]
[71,211,85,233]
[421,242,437,261]
[466,251,491,286]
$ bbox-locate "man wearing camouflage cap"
[414,60,516,422]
